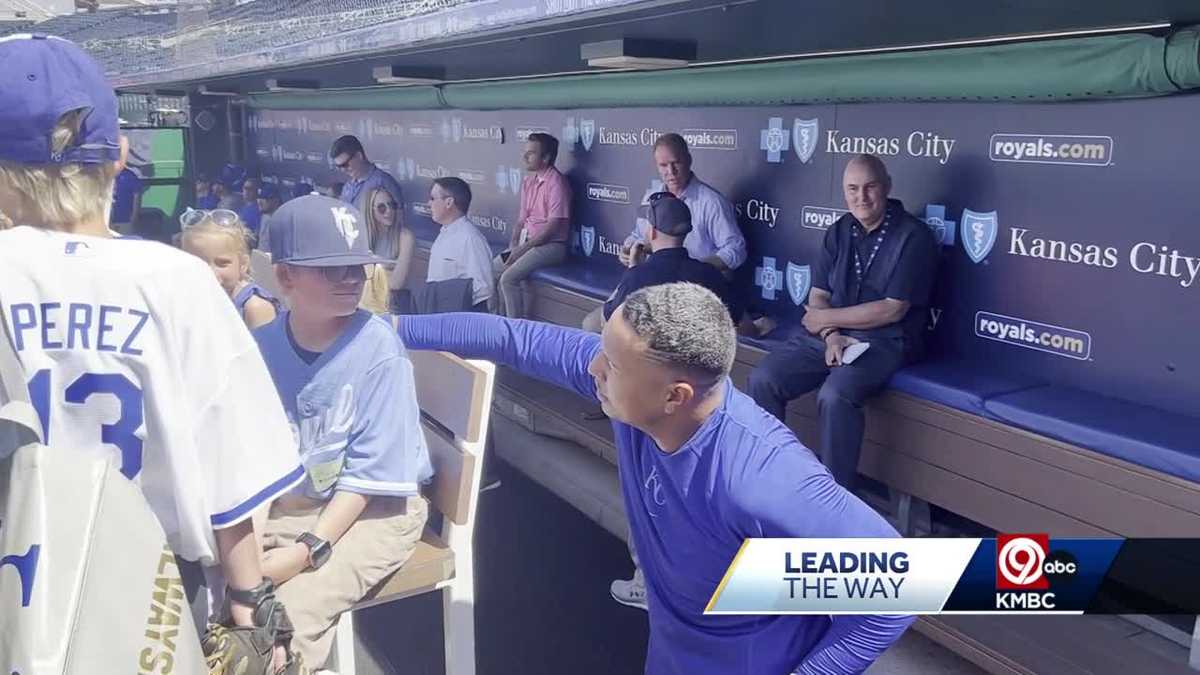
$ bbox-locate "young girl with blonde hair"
[180,208,280,329]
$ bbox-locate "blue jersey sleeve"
[396,313,599,401]
[338,352,430,497]
[728,439,914,674]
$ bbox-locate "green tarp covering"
[246,28,1200,110]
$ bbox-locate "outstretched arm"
[397,313,600,401]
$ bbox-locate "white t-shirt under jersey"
[0,226,303,565]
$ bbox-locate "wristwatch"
[227,578,274,608]
[296,532,332,570]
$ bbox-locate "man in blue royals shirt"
[396,283,912,674]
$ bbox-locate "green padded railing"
[245,27,1200,110]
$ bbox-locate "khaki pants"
[258,495,428,668]
[491,242,568,318]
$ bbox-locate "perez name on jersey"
[8,302,151,355]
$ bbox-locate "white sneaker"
[610,569,647,611]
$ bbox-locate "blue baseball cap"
[293,182,315,199]
[268,195,387,267]
[0,34,121,165]
[647,193,692,236]
[220,163,246,188]
[258,183,280,200]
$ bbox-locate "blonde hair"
[180,216,253,280]
[365,187,402,256]
[0,109,120,228]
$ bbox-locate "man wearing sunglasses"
[620,133,746,275]
[329,135,403,220]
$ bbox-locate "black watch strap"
[297,531,331,569]
[227,578,274,607]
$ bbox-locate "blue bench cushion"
[519,262,1200,485]
[985,386,1200,483]
[530,263,625,302]
[738,325,1038,418]
[888,359,1039,416]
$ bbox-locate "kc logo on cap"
[331,206,360,249]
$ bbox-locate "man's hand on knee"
[825,334,859,367]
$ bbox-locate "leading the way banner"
[706,535,1200,615]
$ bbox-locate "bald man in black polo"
[748,154,939,490]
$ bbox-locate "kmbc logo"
[994,533,1080,610]
[996,534,1050,590]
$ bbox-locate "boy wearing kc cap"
[254,194,433,667]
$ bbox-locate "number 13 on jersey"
[28,368,146,479]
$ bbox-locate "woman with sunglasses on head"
[359,187,415,313]
[180,208,281,329]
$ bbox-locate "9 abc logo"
[996,534,1078,590]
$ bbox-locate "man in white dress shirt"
[426,177,495,310]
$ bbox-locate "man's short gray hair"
[847,153,892,192]
[619,282,736,385]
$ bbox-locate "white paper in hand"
[841,341,871,365]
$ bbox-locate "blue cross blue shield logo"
[760,118,790,163]
[496,166,509,193]
[754,257,783,300]
[440,118,452,143]
[509,168,523,195]
[451,117,463,143]
[961,209,999,264]
[793,118,819,163]
[786,262,811,306]
[580,119,596,151]
[406,158,416,181]
[923,204,956,247]
[580,225,596,257]
[562,117,579,146]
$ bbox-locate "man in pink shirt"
[492,132,572,318]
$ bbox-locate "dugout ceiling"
[138,0,1200,99]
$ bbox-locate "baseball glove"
[202,581,306,675]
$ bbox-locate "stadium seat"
[984,385,1200,484]
[528,262,624,302]
[887,358,1040,418]
[249,250,283,302]
[331,349,496,675]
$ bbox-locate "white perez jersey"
[0,226,303,565]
